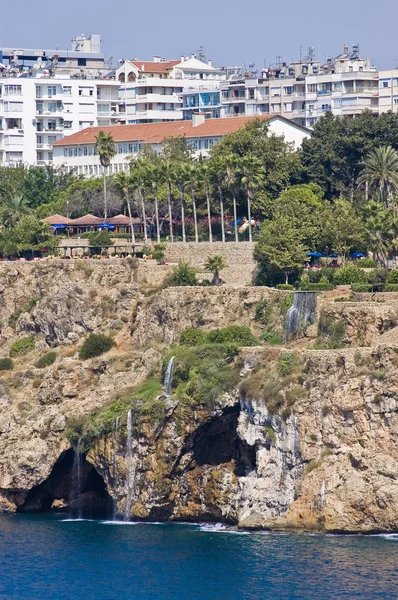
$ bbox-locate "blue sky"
[1,0,397,70]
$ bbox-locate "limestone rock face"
[3,261,398,533]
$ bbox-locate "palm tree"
[2,194,30,228]
[209,158,226,243]
[114,172,136,245]
[200,162,213,243]
[146,162,163,244]
[223,154,240,242]
[239,155,264,242]
[204,254,227,285]
[172,163,191,243]
[363,201,398,267]
[358,146,398,211]
[160,159,175,242]
[187,163,200,243]
[130,158,151,244]
[94,131,116,219]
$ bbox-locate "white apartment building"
[378,70,398,113]
[0,35,121,166]
[52,115,310,175]
[116,56,226,123]
[220,45,379,128]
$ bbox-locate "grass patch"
[264,424,276,444]
[10,336,35,357]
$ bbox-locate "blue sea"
[1,515,398,599]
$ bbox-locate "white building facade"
[0,35,121,166]
[116,56,226,124]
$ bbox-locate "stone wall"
[163,242,257,285]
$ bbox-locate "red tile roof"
[53,115,303,147]
[69,214,104,226]
[130,60,180,74]
[42,214,73,225]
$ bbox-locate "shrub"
[180,326,258,347]
[152,243,166,265]
[299,282,334,291]
[351,283,385,292]
[180,328,206,346]
[206,326,258,346]
[278,352,297,376]
[126,256,139,270]
[356,258,377,268]
[333,265,368,285]
[276,283,294,290]
[314,312,346,349]
[166,261,197,286]
[387,269,398,284]
[305,267,335,283]
[385,284,398,292]
[0,358,13,370]
[10,336,35,357]
[79,333,115,360]
[88,230,112,247]
[35,351,57,369]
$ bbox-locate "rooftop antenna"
[197,45,206,62]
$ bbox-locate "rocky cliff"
[2,262,398,533]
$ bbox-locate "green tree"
[322,198,364,263]
[209,157,226,242]
[211,118,300,204]
[95,131,117,219]
[129,158,152,243]
[358,146,398,210]
[362,201,398,267]
[23,165,76,209]
[204,255,227,285]
[255,215,308,284]
[200,162,213,242]
[161,136,193,163]
[0,216,54,257]
[239,154,264,242]
[172,163,192,242]
[1,194,31,227]
[223,154,240,242]
[114,171,136,245]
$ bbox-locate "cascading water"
[163,356,175,397]
[124,409,134,521]
[284,292,317,343]
[70,438,83,519]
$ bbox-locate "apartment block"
[116,56,226,123]
[0,35,121,166]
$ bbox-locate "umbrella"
[99,222,116,229]
[307,251,324,257]
[328,253,339,258]
[350,252,365,258]
[51,224,68,229]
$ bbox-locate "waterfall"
[70,439,83,519]
[285,292,317,343]
[124,409,134,521]
[163,356,175,397]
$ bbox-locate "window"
[69,148,73,157]
[7,152,23,163]
[63,86,72,96]
[48,103,57,113]
[64,103,73,112]
[64,121,72,129]
[84,147,88,156]
[307,84,317,93]
[4,85,22,96]
[73,147,78,156]
[48,152,53,161]
[79,103,95,113]
[47,86,56,97]
[4,102,23,112]
[48,135,56,144]
[383,81,389,88]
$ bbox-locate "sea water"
[1,514,397,599]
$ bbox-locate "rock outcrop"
[2,262,398,533]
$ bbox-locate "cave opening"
[17,448,113,519]
[191,404,256,476]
